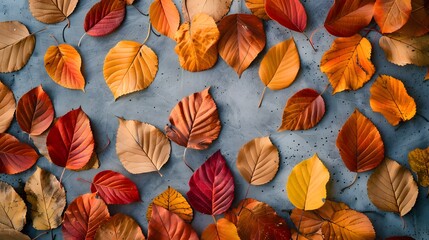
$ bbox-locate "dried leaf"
[174,13,219,72]
[236,136,279,185]
[374,0,412,33]
[320,34,375,94]
[91,170,140,204]
[278,88,325,131]
[0,133,38,174]
[245,0,270,20]
[0,21,35,73]
[379,33,429,66]
[336,109,384,172]
[218,14,266,77]
[265,0,307,32]
[0,80,15,133]
[409,146,429,187]
[182,0,232,22]
[44,44,85,90]
[84,0,126,37]
[94,213,145,240]
[367,158,418,216]
[397,0,429,36]
[149,0,180,39]
[202,218,240,240]
[116,119,170,174]
[16,85,54,136]
[29,0,78,24]
[47,107,95,170]
[369,75,416,126]
[321,209,375,239]
[0,229,30,240]
[147,186,193,223]
[187,150,234,215]
[0,181,26,231]
[286,154,330,210]
[24,167,66,230]
[165,88,221,150]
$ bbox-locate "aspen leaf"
[44,44,85,90]
[0,229,30,240]
[374,0,412,33]
[408,146,429,188]
[0,21,35,73]
[369,75,416,126]
[84,0,126,37]
[0,80,15,133]
[367,158,418,216]
[201,218,240,240]
[147,186,193,223]
[165,88,221,150]
[29,0,78,24]
[320,34,375,94]
[94,213,145,240]
[91,170,140,204]
[116,119,170,175]
[104,41,158,100]
[236,136,279,185]
[397,0,429,37]
[321,209,376,239]
[0,181,26,231]
[379,33,429,66]
[149,0,180,39]
[245,0,270,20]
[182,0,232,22]
[24,167,66,230]
[0,133,38,175]
[286,154,330,210]
[265,0,307,32]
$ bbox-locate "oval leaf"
[321,209,375,239]
[47,107,95,170]
[165,88,221,150]
[278,88,325,131]
[367,158,418,216]
[379,33,429,66]
[369,75,416,126]
[94,213,145,240]
[16,85,54,135]
[104,41,158,100]
[0,229,30,240]
[91,170,140,204]
[265,0,307,32]
[149,0,180,38]
[245,0,270,20]
[0,21,35,73]
[202,218,240,240]
[187,150,234,215]
[0,181,26,231]
[0,133,38,174]
[24,167,66,230]
[408,146,429,187]
[374,0,412,33]
[0,80,15,133]
[116,119,170,174]
[29,0,78,24]
[397,0,429,37]
[286,154,330,210]
[84,0,126,37]
[336,109,385,172]
[182,0,232,22]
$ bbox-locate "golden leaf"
[149,0,180,39]
[409,146,429,188]
[245,0,270,19]
[321,209,376,239]
[29,0,78,24]
[0,181,26,231]
[95,213,145,240]
[201,218,240,240]
[0,80,15,133]
[379,33,429,66]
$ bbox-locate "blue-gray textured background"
[1,0,429,239]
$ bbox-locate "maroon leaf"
[84,0,126,37]
[91,170,140,204]
[265,0,307,32]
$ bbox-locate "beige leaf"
[379,33,429,66]
[29,0,78,24]
[0,80,15,133]
[0,229,30,240]
[182,0,232,22]
[0,181,26,231]
[95,213,145,240]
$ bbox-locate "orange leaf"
[0,133,38,174]
[321,209,375,239]
[182,0,232,22]
[374,0,412,33]
[265,0,307,32]
[218,14,266,77]
[149,0,180,39]
[320,34,375,94]
[201,218,240,240]
[0,80,15,133]
[95,213,145,240]
[369,75,416,126]
[397,0,429,36]
[44,43,85,90]
[278,88,325,131]
[245,0,270,20]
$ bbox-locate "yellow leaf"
[201,218,240,240]
[95,213,145,240]
[245,0,270,20]
[0,181,26,231]
[174,13,219,72]
[408,146,429,188]
[147,186,193,223]
[149,0,180,39]
[320,34,375,94]
[0,80,15,133]
[0,229,30,240]
[286,154,330,210]
[104,41,158,100]
[379,33,429,66]
[321,209,375,239]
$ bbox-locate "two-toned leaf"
[0,80,15,133]
[91,170,140,204]
[202,218,240,240]
[84,0,126,37]
[408,146,429,188]
[397,0,429,36]
[149,0,180,39]
[0,181,26,231]
[94,213,145,240]
[0,133,38,174]
[182,0,232,22]
[265,0,307,32]
[379,33,429,66]
[245,0,270,20]
[29,0,78,24]
[374,0,412,33]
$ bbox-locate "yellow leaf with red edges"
[149,0,180,39]
[201,218,240,240]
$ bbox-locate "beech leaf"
[379,33,429,66]
[91,170,140,204]
[0,133,38,174]
[397,0,429,37]
[182,0,232,22]
[0,229,30,240]
[94,213,145,240]
[408,146,429,188]
[0,181,26,231]
[374,0,412,33]
[0,80,15,133]
[265,0,307,32]
[245,0,270,20]
[149,0,180,39]
[321,209,376,239]
[201,218,240,240]
[84,0,126,37]
[29,0,78,24]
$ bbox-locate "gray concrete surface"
[1,0,429,239]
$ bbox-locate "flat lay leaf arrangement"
[0,0,428,239]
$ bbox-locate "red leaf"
[187,150,235,215]
[91,170,140,204]
[16,85,54,136]
[265,0,307,32]
[46,107,94,170]
[0,133,38,174]
[84,0,126,37]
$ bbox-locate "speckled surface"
[1,0,429,239]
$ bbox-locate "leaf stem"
[341,173,358,192]
[237,183,251,216]
[49,34,59,45]
[131,4,148,16]
[309,25,323,45]
[416,113,429,122]
[59,168,66,187]
[182,148,195,172]
[151,27,161,37]
[302,32,316,51]
[142,22,152,45]
[295,209,305,240]
[30,27,48,37]
[78,33,86,47]
[258,86,267,108]
[77,178,92,184]
[320,83,330,95]
[62,23,68,43]
[96,134,111,154]
[211,215,217,224]
[32,231,49,240]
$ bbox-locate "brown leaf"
[0,229,30,240]
[29,0,78,24]
[95,213,145,240]
[182,0,232,22]
[0,80,15,133]
[149,0,180,39]
[379,33,429,66]
[397,0,429,36]
[0,181,26,231]
[409,146,429,187]
[374,0,412,33]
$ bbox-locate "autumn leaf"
[165,88,221,150]
[236,136,279,185]
[116,119,170,175]
[324,0,375,37]
[320,34,375,94]
[336,109,384,172]
[379,33,429,66]
[182,0,232,22]
[47,107,95,170]
[0,229,30,240]
[29,0,78,24]
[321,209,375,239]
[0,181,26,231]
[0,21,35,73]
[44,43,85,90]
[397,0,429,36]
[369,75,416,126]
[367,158,418,216]
[374,0,412,33]
[147,205,198,240]
[84,0,126,37]
[149,0,180,39]
[287,154,330,210]
[0,133,38,174]
[408,146,429,189]
[245,0,270,19]
[278,88,325,131]
[425,69,429,80]
[91,170,140,204]
[202,218,240,240]
[0,80,15,133]
[265,0,307,32]
[217,14,266,77]
[174,13,219,72]
[94,213,145,240]
[16,85,54,136]
[187,150,234,215]
[147,186,193,223]
[63,193,110,240]
[24,167,66,230]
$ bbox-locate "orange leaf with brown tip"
[0,80,15,133]
[149,0,180,39]
[202,218,240,240]
[0,133,38,175]
[397,0,429,37]
[265,0,307,32]
[374,0,412,33]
